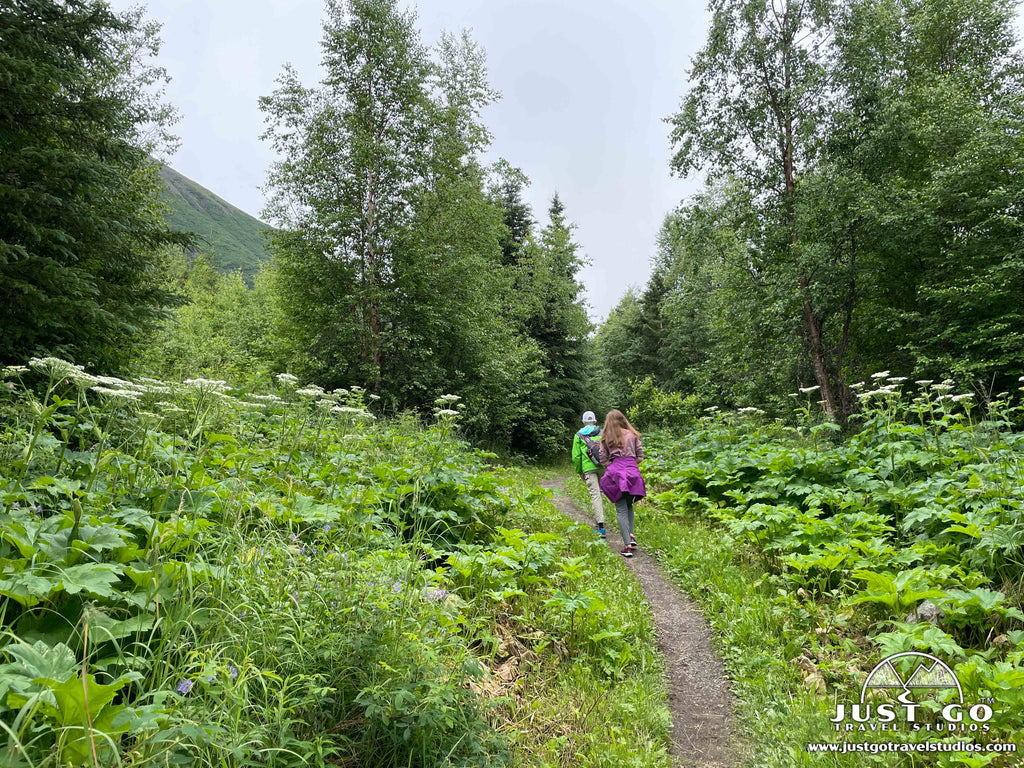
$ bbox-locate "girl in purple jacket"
[599,409,646,557]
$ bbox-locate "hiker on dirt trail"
[572,411,606,539]
[599,409,646,558]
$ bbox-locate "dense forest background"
[4,0,1024,451]
[1,0,592,456]
[600,0,1024,427]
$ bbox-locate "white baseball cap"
[582,411,597,424]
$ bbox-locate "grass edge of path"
[560,472,898,768]
[498,465,672,768]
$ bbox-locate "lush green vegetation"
[0,359,668,766]
[0,0,595,458]
[598,0,1024,422]
[637,379,1024,765]
[8,0,1024,765]
[158,167,271,282]
[258,0,593,454]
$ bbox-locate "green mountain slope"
[159,165,271,280]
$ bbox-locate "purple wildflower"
[176,679,194,695]
[289,533,298,543]
[227,665,238,679]
[392,581,402,593]
[426,588,448,602]
[323,524,331,533]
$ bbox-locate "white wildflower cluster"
[887,376,907,383]
[29,356,77,377]
[703,405,719,413]
[931,380,955,393]
[295,386,326,398]
[28,356,100,387]
[90,385,140,401]
[249,394,283,403]
[870,370,891,379]
[915,379,934,387]
[950,393,974,403]
[850,381,866,389]
[94,375,132,388]
[857,385,897,401]
[737,407,764,415]
[798,385,820,394]
[275,373,299,388]
[183,378,229,393]
[432,393,464,422]
[332,405,374,419]
[2,365,29,377]
[433,393,465,419]
[81,372,153,400]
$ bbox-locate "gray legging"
[615,494,635,547]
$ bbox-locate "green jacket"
[572,425,601,474]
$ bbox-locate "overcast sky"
[110,0,709,321]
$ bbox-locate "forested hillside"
[158,166,271,281]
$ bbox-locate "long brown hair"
[601,409,640,448]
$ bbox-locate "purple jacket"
[599,431,646,502]
[600,457,646,503]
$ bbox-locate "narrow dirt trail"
[541,478,736,768]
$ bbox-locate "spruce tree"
[0,0,187,368]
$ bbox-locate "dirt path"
[541,478,736,768]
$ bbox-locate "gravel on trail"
[541,478,736,768]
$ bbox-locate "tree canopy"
[611,0,1024,423]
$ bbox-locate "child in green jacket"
[572,411,606,538]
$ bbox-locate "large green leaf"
[59,563,123,598]
[0,640,77,710]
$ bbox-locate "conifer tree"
[0,0,187,368]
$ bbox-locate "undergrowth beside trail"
[510,467,671,768]
[636,379,1024,767]
[0,359,669,767]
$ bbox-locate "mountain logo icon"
[861,651,963,704]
